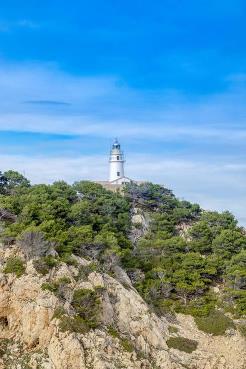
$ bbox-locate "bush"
[52,306,66,320]
[59,254,78,266]
[195,310,234,335]
[57,287,103,334]
[168,325,179,334]
[57,276,71,284]
[237,323,246,338]
[76,263,98,281]
[59,315,90,334]
[108,325,120,339]
[166,336,198,353]
[41,282,58,293]
[42,277,71,297]
[3,257,25,277]
[121,337,134,352]
[33,255,58,275]
[177,293,217,317]
[151,298,177,317]
[71,288,102,329]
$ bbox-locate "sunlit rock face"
[0,245,245,369]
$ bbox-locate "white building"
[108,139,132,185]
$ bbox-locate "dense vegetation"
[122,183,246,320]
[0,171,131,264]
[0,170,245,327]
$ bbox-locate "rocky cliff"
[0,245,245,369]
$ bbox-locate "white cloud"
[0,61,245,143]
[0,112,246,143]
[0,62,116,107]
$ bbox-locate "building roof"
[109,176,132,184]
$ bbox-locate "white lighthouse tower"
[109,139,131,184]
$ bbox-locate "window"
[117,156,119,160]
[117,172,120,176]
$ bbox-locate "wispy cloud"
[0,113,246,143]
[0,62,116,115]
[0,61,245,143]
[24,100,71,106]
[0,19,39,32]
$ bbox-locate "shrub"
[42,277,71,296]
[168,325,179,334]
[33,255,58,275]
[72,288,102,329]
[237,323,246,338]
[52,306,93,335]
[152,299,177,317]
[3,257,25,277]
[59,315,90,334]
[41,282,58,293]
[57,276,71,284]
[121,338,134,352]
[108,325,120,339]
[177,293,217,317]
[52,306,66,320]
[76,263,98,281]
[59,254,78,266]
[166,336,198,353]
[58,287,104,334]
[195,310,234,335]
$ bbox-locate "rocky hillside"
[0,245,245,369]
[0,171,245,368]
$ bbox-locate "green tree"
[212,229,246,259]
[201,211,237,233]
[225,250,246,315]
[226,249,246,290]
[3,170,30,193]
[0,171,7,194]
[189,221,214,253]
[67,225,94,254]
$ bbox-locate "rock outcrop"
[0,245,245,369]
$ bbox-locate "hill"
[0,170,245,369]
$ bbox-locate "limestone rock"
[0,245,245,369]
[48,332,86,369]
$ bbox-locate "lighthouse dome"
[112,138,120,150]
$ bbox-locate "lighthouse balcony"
[109,155,125,161]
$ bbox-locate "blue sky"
[0,0,246,224]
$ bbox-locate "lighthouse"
[109,138,125,182]
[109,139,131,184]
[95,139,137,189]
